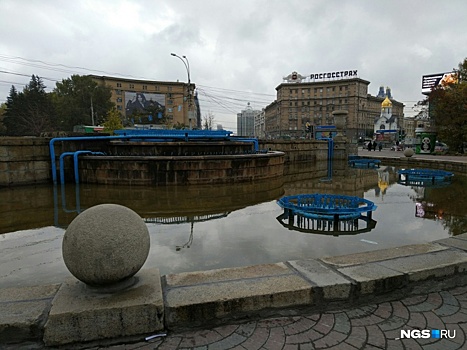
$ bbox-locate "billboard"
[421,72,458,95]
[124,92,165,117]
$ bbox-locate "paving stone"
[288,259,353,300]
[321,243,448,267]
[378,249,467,281]
[0,284,60,343]
[337,263,406,294]
[435,237,467,251]
[164,273,312,329]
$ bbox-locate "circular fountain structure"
[55,129,285,186]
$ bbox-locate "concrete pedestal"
[43,268,164,347]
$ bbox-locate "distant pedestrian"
[378,142,382,151]
[373,141,377,151]
[367,141,372,151]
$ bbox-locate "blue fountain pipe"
[50,135,164,184]
[59,150,105,184]
[49,135,260,184]
[73,151,105,184]
[235,138,259,152]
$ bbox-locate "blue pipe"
[235,138,259,152]
[73,151,104,184]
[50,135,165,184]
[59,150,104,184]
[49,135,260,184]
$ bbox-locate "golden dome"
[381,96,392,108]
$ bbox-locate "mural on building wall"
[124,92,165,118]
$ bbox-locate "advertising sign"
[124,92,165,117]
[422,72,458,95]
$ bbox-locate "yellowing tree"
[103,107,123,134]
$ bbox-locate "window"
[167,86,173,91]
[116,90,122,95]
[116,83,122,88]
[117,98,122,103]
[129,84,135,89]
[154,85,160,91]
[117,105,122,110]
[143,85,147,90]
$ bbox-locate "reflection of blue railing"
[397,168,454,187]
[348,157,381,168]
[277,193,377,221]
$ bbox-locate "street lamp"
[90,85,98,126]
[170,53,190,85]
[171,53,193,128]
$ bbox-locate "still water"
[1,163,466,288]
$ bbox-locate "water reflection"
[1,162,466,288]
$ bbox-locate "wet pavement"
[97,283,467,350]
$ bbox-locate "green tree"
[0,103,6,135]
[427,58,467,153]
[102,107,124,134]
[52,75,114,131]
[417,58,467,153]
[3,76,56,136]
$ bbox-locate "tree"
[52,75,114,131]
[102,107,124,134]
[202,111,215,130]
[0,103,6,135]
[3,76,56,136]
[426,58,467,153]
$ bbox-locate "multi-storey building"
[264,72,404,140]
[237,102,260,137]
[254,109,266,138]
[89,75,200,128]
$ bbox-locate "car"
[434,141,449,154]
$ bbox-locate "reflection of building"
[90,75,200,128]
[376,168,390,198]
[264,73,404,140]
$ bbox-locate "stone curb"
[1,233,467,348]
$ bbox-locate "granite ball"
[404,148,414,157]
[62,204,150,286]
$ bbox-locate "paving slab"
[0,284,60,344]
[435,237,467,251]
[337,263,407,295]
[43,268,163,347]
[164,263,313,329]
[288,259,353,300]
[377,249,467,282]
[321,243,448,267]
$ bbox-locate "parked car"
[434,141,449,154]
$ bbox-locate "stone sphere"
[404,148,415,157]
[62,204,150,286]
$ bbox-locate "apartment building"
[90,75,200,128]
[264,72,404,140]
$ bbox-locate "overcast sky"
[1,0,466,131]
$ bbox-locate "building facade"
[237,102,260,137]
[90,75,200,128]
[264,72,404,140]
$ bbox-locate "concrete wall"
[79,152,285,186]
[0,137,51,186]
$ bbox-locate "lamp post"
[171,53,192,128]
[90,85,98,126]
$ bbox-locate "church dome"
[381,96,392,108]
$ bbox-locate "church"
[374,87,399,139]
